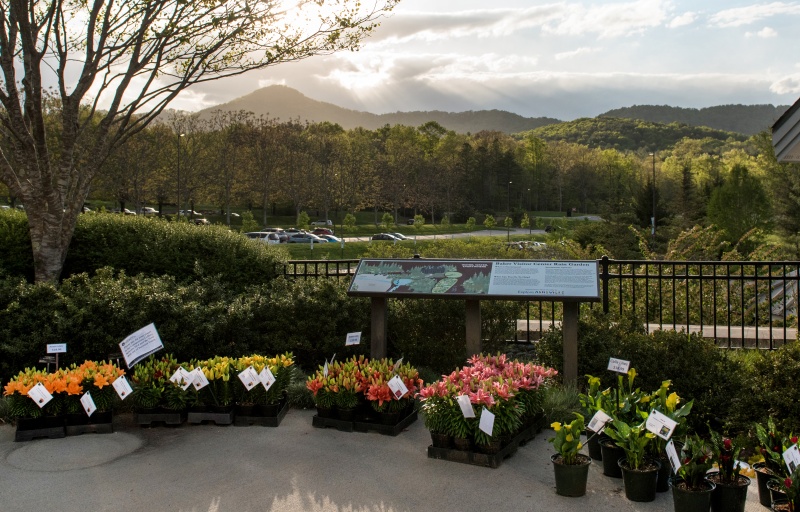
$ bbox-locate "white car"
[311,219,333,227]
[140,207,158,216]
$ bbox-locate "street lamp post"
[649,152,656,238]
[507,180,512,213]
[527,188,531,211]
[177,133,185,219]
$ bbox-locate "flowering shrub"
[549,414,585,465]
[755,417,797,478]
[131,354,185,410]
[3,361,125,418]
[776,467,800,511]
[709,430,745,484]
[417,353,557,446]
[233,353,294,406]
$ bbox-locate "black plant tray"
[136,410,186,426]
[234,401,290,427]
[426,416,544,469]
[312,410,417,436]
[15,425,66,442]
[65,421,114,436]
[188,410,235,425]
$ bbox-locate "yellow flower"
[661,380,671,389]
[627,368,637,380]
[551,422,561,431]
[645,432,656,439]
[577,442,583,450]
[565,434,573,442]
[640,395,651,403]
[666,392,679,410]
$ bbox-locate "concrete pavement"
[0,409,764,512]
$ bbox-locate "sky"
[172,0,800,121]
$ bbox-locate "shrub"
[0,209,34,280]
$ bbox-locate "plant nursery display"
[549,413,591,497]
[708,431,750,512]
[670,434,715,512]
[419,353,557,467]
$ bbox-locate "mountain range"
[195,85,789,137]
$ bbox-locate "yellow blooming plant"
[232,353,295,406]
[191,356,235,407]
[605,417,656,470]
[549,413,586,465]
[647,380,693,458]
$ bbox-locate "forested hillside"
[601,104,788,136]
[521,116,748,152]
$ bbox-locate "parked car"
[318,234,341,243]
[179,209,201,217]
[261,227,288,243]
[390,232,409,240]
[193,218,210,225]
[122,208,136,215]
[372,233,399,241]
[283,228,307,237]
[312,228,334,236]
[245,232,280,244]
[311,219,333,227]
[288,233,327,243]
[139,207,158,216]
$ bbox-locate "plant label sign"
[666,440,681,474]
[323,360,329,378]
[345,332,361,346]
[646,409,678,440]
[46,343,67,354]
[456,395,475,418]
[784,444,800,474]
[479,408,496,436]
[190,368,210,391]
[119,323,164,368]
[237,366,259,391]
[393,357,403,373]
[170,366,194,390]
[259,367,276,391]
[587,410,613,433]
[27,382,53,408]
[607,357,630,374]
[388,375,408,399]
[112,376,133,400]
[81,391,97,417]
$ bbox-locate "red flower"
[792,436,798,445]
[683,457,691,465]
[786,478,793,489]
[723,438,732,450]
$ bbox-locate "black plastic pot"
[708,473,750,512]
[754,462,774,508]
[552,453,591,497]
[600,439,625,478]
[585,429,602,461]
[671,477,715,512]
[619,457,661,502]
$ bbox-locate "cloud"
[745,26,778,37]
[710,2,800,28]
[668,11,697,28]
[771,74,800,94]
[371,1,671,43]
[554,47,602,61]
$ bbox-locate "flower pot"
[452,436,471,451]
[656,454,672,493]
[585,430,602,461]
[771,498,796,512]
[767,479,788,506]
[551,453,591,497]
[754,462,774,508]
[477,440,502,454]
[235,404,254,416]
[66,413,89,426]
[260,402,281,417]
[316,406,335,419]
[618,457,661,502]
[708,473,750,512]
[671,477,715,512]
[600,439,625,478]
[380,410,401,426]
[336,407,356,421]
[430,432,452,449]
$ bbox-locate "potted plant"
[4,367,68,433]
[755,418,796,507]
[599,368,647,478]
[605,417,661,502]
[708,431,750,512]
[549,413,591,497]
[671,434,715,512]
[191,356,235,412]
[770,467,800,512]
[419,380,454,448]
[131,354,188,412]
[648,380,693,492]
[579,374,605,461]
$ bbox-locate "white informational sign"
[237,366,259,391]
[487,261,600,298]
[119,323,164,368]
[646,409,678,440]
[607,357,631,374]
[170,367,193,390]
[27,382,53,408]
[345,332,362,346]
[190,368,210,391]
[666,440,681,474]
[587,410,613,433]
[81,391,97,417]
[259,367,276,391]
[388,375,409,399]
[112,376,133,400]
[479,408,496,436]
[784,444,800,474]
[47,343,67,354]
[456,395,475,418]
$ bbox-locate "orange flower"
[3,381,19,396]
[66,377,83,396]
[93,373,110,389]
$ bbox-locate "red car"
[312,227,334,236]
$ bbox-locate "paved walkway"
[0,409,764,512]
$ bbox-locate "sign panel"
[47,343,67,354]
[119,323,164,368]
[348,259,600,300]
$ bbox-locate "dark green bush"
[0,210,34,281]
[536,311,747,432]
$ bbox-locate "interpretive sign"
[119,323,164,368]
[348,259,600,301]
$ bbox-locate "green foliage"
[440,215,450,228]
[466,217,476,230]
[239,211,259,233]
[707,164,773,243]
[297,211,310,230]
[342,213,357,231]
[0,210,34,281]
[381,212,394,230]
[483,215,496,231]
[504,216,513,229]
[413,214,425,230]
[62,214,285,287]
[520,213,530,231]
[542,384,582,424]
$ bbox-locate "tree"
[342,213,357,233]
[297,211,311,230]
[707,164,772,243]
[466,217,476,231]
[0,0,398,283]
[381,212,395,231]
[521,213,531,234]
[483,215,496,234]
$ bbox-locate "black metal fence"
[283,257,800,349]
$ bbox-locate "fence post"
[600,255,610,314]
